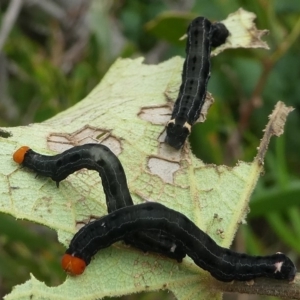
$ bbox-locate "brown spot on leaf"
[0,129,12,138]
[138,105,171,125]
[47,125,122,155]
[198,92,214,123]
[75,214,101,231]
[147,157,180,183]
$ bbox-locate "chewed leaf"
[211,8,269,56]
[1,55,294,300]
[178,8,269,57]
[0,11,294,300]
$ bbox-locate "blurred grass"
[0,0,299,299]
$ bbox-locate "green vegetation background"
[0,1,299,299]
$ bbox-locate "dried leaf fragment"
[255,101,294,164]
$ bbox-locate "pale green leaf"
[0,56,283,300]
[0,9,294,300]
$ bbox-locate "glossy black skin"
[211,22,229,47]
[165,17,229,149]
[66,202,297,282]
[21,144,186,261]
[165,120,190,150]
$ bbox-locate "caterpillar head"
[211,22,229,47]
[273,253,297,281]
[165,119,191,149]
[13,146,30,164]
[61,253,87,276]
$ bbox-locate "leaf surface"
[0,9,292,300]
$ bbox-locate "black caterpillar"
[13,144,186,262]
[165,17,229,149]
[13,145,297,281]
[63,202,296,281]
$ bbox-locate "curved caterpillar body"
[165,17,229,149]
[13,145,186,262]
[14,144,131,211]
[63,202,296,282]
